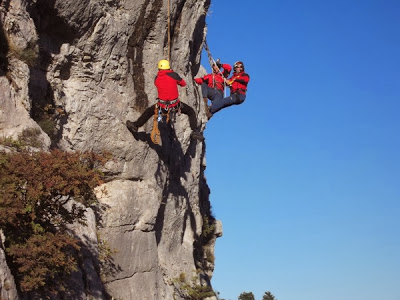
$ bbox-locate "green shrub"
[37,118,56,140]
[173,273,215,300]
[18,127,43,148]
[201,216,216,242]
[0,127,43,150]
[0,136,24,150]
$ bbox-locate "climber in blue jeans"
[209,61,250,117]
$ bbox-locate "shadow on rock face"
[0,18,9,75]
[127,120,202,247]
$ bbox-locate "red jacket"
[155,69,186,108]
[227,71,250,94]
[195,63,232,91]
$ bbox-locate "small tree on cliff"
[0,135,107,296]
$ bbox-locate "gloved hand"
[225,78,235,86]
[215,58,222,68]
[194,78,203,84]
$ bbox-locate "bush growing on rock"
[0,139,107,295]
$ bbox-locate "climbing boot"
[126,120,138,133]
[190,131,204,141]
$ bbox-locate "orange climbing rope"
[151,105,161,144]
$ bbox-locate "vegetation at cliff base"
[0,135,107,295]
[234,290,276,300]
[238,291,255,300]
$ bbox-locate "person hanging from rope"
[126,59,204,141]
[194,59,231,119]
[208,61,250,118]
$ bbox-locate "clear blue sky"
[202,1,400,300]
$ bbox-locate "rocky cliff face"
[0,0,222,299]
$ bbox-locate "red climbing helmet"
[233,61,244,71]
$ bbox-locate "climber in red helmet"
[194,59,231,119]
[208,61,250,118]
[126,59,204,140]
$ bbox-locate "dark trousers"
[201,83,224,102]
[210,92,246,114]
[134,102,198,131]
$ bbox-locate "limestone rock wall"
[0,230,18,300]
[0,0,220,299]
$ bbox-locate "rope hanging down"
[203,39,216,68]
[153,0,170,144]
[164,0,171,61]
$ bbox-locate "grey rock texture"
[0,0,220,299]
[0,0,50,148]
[0,231,18,300]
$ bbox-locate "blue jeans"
[201,83,223,103]
[210,92,246,114]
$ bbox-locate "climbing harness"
[150,100,181,144]
[157,98,179,107]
